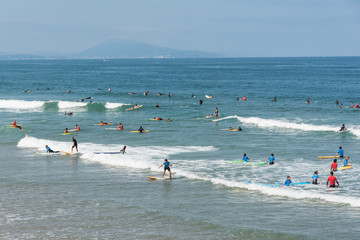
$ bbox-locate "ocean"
[0,57,360,239]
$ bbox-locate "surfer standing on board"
[159,159,172,178]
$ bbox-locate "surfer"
[340,102,344,108]
[242,153,250,162]
[99,121,109,126]
[71,137,78,153]
[117,123,124,130]
[238,126,242,131]
[272,97,277,102]
[214,107,219,119]
[138,126,144,133]
[330,159,338,172]
[327,171,340,188]
[335,146,344,158]
[309,171,322,185]
[266,154,276,165]
[168,92,172,97]
[243,96,247,101]
[281,176,292,187]
[307,98,311,104]
[64,112,73,116]
[344,156,351,167]
[159,159,172,178]
[45,145,58,153]
[154,117,163,120]
[67,90,71,93]
[236,97,240,101]
[350,103,355,108]
[192,94,195,98]
[339,124,346,132]
[199,99,203,105]
[75,125,80,131]
[108,88,111,92]
[155,104,160,108]
[120,146,127,154]
[356,103,360,108]
[209,94,213,99]
[335,99,339,105]
[64,128,69,133]
[206,113,213,118]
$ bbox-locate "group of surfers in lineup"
[281,146,350,188]
[10,93,354,180]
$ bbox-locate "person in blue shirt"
[344,156,351,167]
[281,176,292,187]
[266,154,276,165]
[242,153,250,163]
[336,146,344,158]
[159,159,173,178]
[309,171,322,185]
[45,145,58,153]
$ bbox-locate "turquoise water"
[1,58,360,239]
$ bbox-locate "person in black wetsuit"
[71,137,78,153]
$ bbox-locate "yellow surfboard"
[318,155,347,159]
[327,166,353,171]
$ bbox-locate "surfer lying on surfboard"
[45,145,59,153]
[159,159,172,178]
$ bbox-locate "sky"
[0,0,359,57]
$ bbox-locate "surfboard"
[318,155,347,159]
[93,152,121,154]
[147,176,172,180]
[224,160,243,164]
[276,182,310,186]
[60,132,73,135]
[35,152,62,155]
[105,128,122,130]
[244,181,279,188]
[130,130,150,133]
[94,123,113,126]
[128,92,136,95]
[126,105,143,111]
[327,166,353,171]
[205,95,213,99]
[245,162,267,166]
[228,129,241,132]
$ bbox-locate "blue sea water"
[0,57,360,239]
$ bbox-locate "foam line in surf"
[215,115,339,132]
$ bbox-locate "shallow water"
[1,58,360,239]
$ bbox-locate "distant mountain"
[73,39,223,59]
[0,39,224,60]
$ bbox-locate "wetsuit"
[327,175,338,188]
[163,161,171,172]
[242,156,249,162]
[284,179,292,186]
[46,146,54,153]
[311,174,319,184]
[268,156,275,165]
[331,162,338,171]
[338,149,344,158]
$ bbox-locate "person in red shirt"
[327,171,340,188]
[330,159,338,172]
[117,123,124,130]
[75,125,80,131]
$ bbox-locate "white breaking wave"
[17,136,360,208]
[174,168,360,208]
[105,102,128,109]
[57,101,88,109]
[0,99,45,109]
[215,115,339,132]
